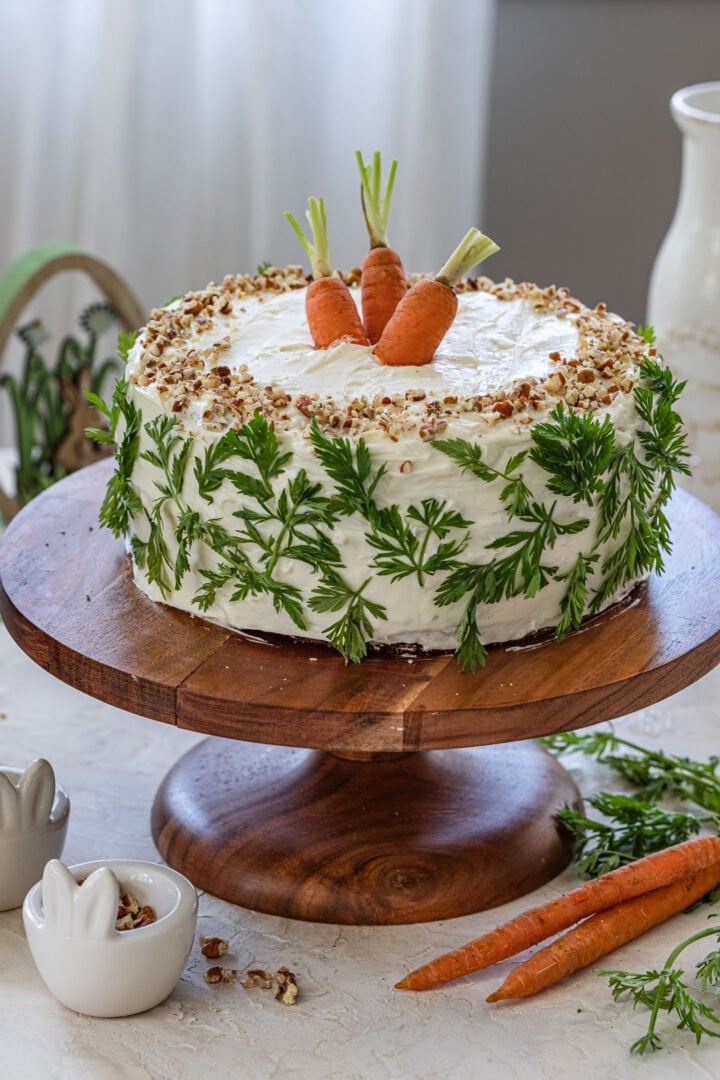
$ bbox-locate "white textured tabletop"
[1,618,720,1080]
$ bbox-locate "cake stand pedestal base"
[151,737,580,925]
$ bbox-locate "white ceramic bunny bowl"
[23,859,198,1017]
[0,759,70,911]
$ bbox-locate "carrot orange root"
[375,277,456,366]
[362,245,407,344]
[285,196,368,349]
[487,861,720,1002]
[395,835,720,991]
[305,276,367,349]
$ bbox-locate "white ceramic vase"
[647,82,720,510]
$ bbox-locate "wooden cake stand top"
[1,460,719,755]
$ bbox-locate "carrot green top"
[437,228,500,288]
[285,197,332,280]
[356,150,398,249]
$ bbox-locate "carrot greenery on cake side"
[310,419,472,589]
[433,355,689,671]
[86,374,142,537]
[132,409,386,653]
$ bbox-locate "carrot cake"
[98,267,688,670]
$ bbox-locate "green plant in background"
[0,301,121,511]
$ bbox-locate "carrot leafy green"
[601,924,720,1054]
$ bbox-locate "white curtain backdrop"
[0,0,496,444]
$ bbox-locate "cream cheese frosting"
[151,286,578,404]
[116,268,665,663]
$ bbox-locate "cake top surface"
[127,267,653,441]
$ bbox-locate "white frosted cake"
[99,267,687,670]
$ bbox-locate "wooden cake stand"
[1,461,719,924]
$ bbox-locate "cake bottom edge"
[181,579,647,661]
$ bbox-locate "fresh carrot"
[374,227,499,366]
[285,197,368,349]
[487,860,720,1002]
[356,150,406,343]
[395,834,720,991]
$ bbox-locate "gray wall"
[485,0,720,323]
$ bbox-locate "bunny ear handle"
[17,758,56,831]
[0,770,20,834]
[74,866,120,940]
[42,860,78,937]
[42,862,120,939]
